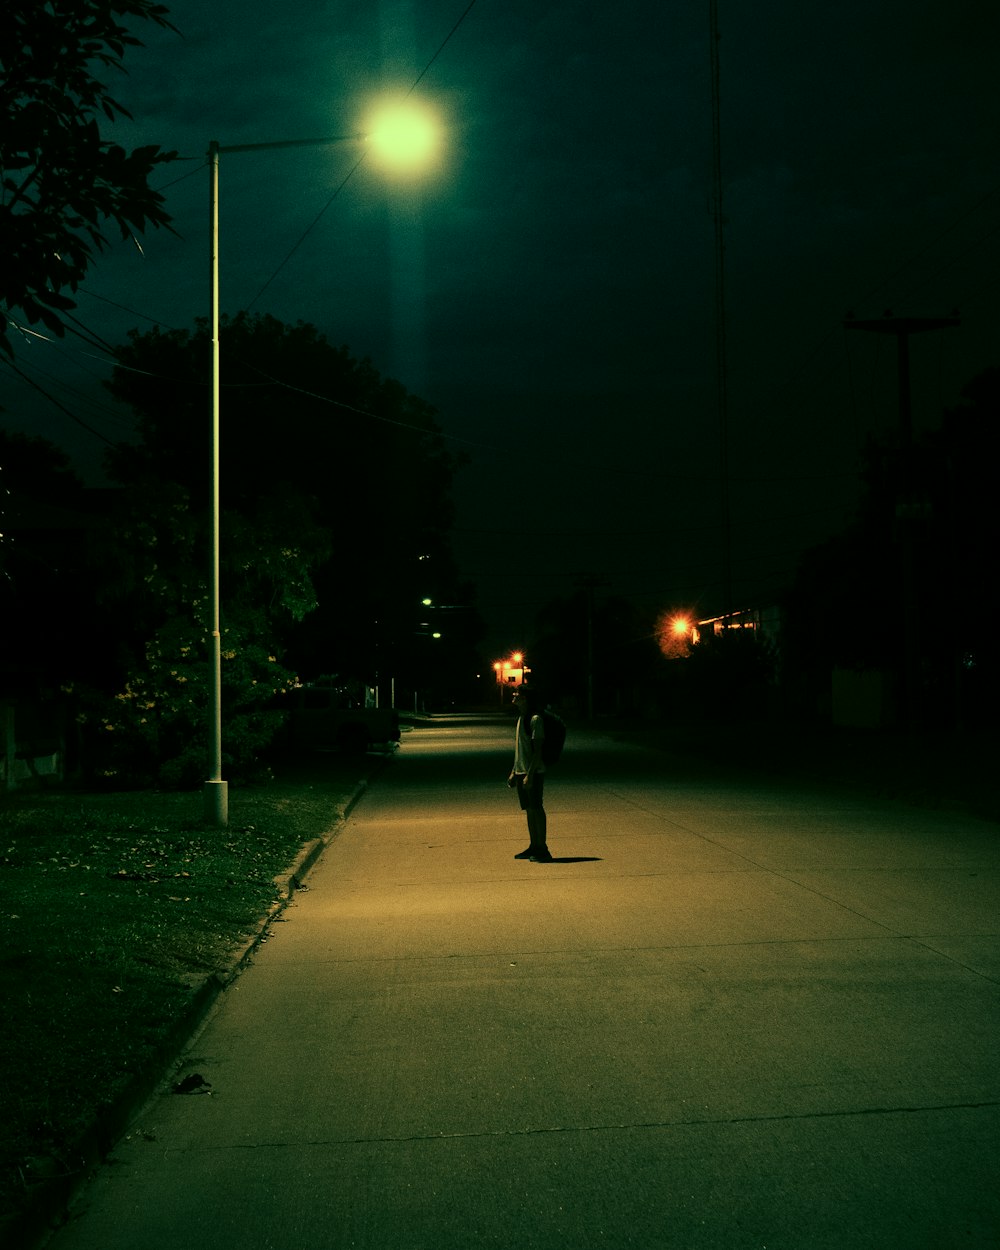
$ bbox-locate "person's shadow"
[549,856,602,864]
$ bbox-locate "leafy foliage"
[103,313,468,686]
[47,311,471,780]
[78,615,294,788]
[0,0,178,356]
[2,309,475,780]
[77,474,315,785]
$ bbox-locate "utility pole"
[709,0,732,625]
[581,577,597,722]
[578,575,607,721]
[842,311,960,724]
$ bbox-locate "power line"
[78,286,181,331]
[0,358,116,446]
[243,156,369,313]
[409,0,480,92]
[244,0,481,313]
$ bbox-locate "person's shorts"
[515,773,545,811]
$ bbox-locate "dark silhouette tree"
[920,367,1000,726]
[92,313,472,776]
[1,0,178,357]
[0,428,93,682]
[784,367,1000,726]
[71,467,329,785]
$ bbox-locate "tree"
[104,313,466,682]
[784,367,1000,727]
[88,313,470,779]
[0,427,94,682]
[0,426,85,506]
[74,468,328,785]
[1,0,178,357]
[922,368,1000,726]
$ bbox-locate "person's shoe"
[529,849,553,863]
[514,847,534,859]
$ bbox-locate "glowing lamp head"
[367,100,439,172]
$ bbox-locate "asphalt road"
[43,713,1000,1249]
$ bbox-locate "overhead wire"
[4,2,486,453]
[244,0,481,313]
[0,358,116,446]
[62,312,126,358]
[77,286,180,331]
[11,0,994,560]
[726,180,1000,467]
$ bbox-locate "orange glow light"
[655,609,694,660]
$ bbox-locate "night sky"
[4,0,998,659]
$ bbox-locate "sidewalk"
[40,714,1000,1249]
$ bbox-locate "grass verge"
[0,756,377,1237]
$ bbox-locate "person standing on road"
[508,685,553,863]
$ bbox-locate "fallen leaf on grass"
[172,1074,212,1095]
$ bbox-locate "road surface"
[43,713,1000,1249]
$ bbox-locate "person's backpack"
[538,709,566,765]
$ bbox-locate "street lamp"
[366,100,439,172]
[204,108,438,827]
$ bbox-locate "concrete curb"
[6,776,374,1250]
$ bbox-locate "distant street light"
[492,652,528,706]
[204,106,439,828]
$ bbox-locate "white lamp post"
[203,110,439,828]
